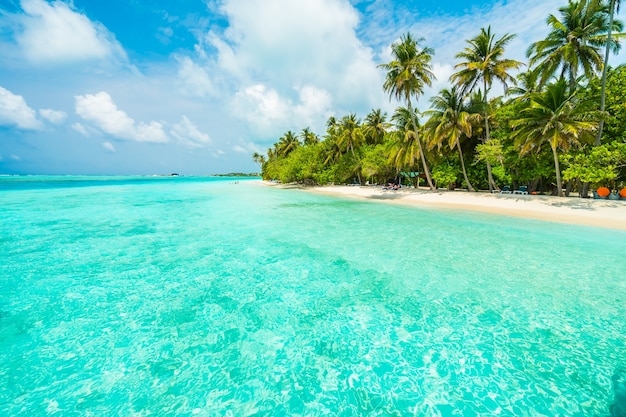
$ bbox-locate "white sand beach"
[267,182,626,231]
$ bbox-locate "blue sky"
[0,0,621,175]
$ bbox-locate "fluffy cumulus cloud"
[15,0,126,64]
[170,116,211,148]
[233,84,290,130]
[39,108,67,124]
[0,86,42,130]
[195,0,385,133]
[232,83,333,134]
[75,92,168,143]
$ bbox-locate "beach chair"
[500,186,512,194]
[513,185,528,195]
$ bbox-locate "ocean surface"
[1,175,625,417]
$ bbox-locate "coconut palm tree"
[386,106,423,182]
[424,87,476,191]
[597,0,624,145]
[322,116,342,166]
[507,69,542,101]
[379,33,437,191]
[300,127,320,146]
[363,109,389,145]
[527,0,615,91]
[511,78,597,197]
[276,131,300,156]
[337,113,366,184]
[452,26,523,192]
[252,152,266,169]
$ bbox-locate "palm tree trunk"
[551,144,563,197]
[456,138,474,192]
[349,144,362,185]
[483,79,497,192]
[407,100,435,191]
[596,0,616,146]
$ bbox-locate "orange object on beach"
[620,188,626,198]
[596,187,610,197]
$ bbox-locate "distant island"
[213,173,260,177]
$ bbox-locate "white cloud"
[102,141,116,152]
[75,91,169,143]
[16,0,126,64]
[0,86,42,129]
[72,122,89,136]
[39,108,67,124]
[293,85,333,123]
[233,84,289,130]
[176,56,216,97]
[170,116,211,148]
[11,154,21,161]
[195,0,386,133]
[232,140,262,154]
[233,83,333,135]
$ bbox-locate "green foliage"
[432,163,458,189]
[562,142,626,186]
[361,144,394,184]
[254,8,626,194]
[490,164,512,187]
[585,65,626,143]
[475,139,504,166]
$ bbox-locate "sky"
[0,0,623,175]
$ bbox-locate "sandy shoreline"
[265,182,626,231]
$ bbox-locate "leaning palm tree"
[527,0,615,91]
[424,86,476,192]
[597,0,624,145]
[252,152,266,169]
[511,78,597,197]
[379,33,437,191]
[452,26,523,192]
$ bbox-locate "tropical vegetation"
[254,0,626,197]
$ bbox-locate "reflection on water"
[1,177,625,416]
[612,367,626,417]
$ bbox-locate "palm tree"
[322,116,342,166]
[597,0,624,145]
[527,0,613,91]
[300,127,320,146]
[507,69,542,101]
[363,109,389,145]
[252,152,266,169]
[424,87,476,191]
[387,107,424,183]
[337,113,365,184]
[379,33,437,191]
[511,78,597,196]
[276,131,300,156]
[452,26,523,192]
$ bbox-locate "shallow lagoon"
[1,176,625,416]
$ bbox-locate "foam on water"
[1,176,625,416]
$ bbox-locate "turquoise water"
[1,176,625,416]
